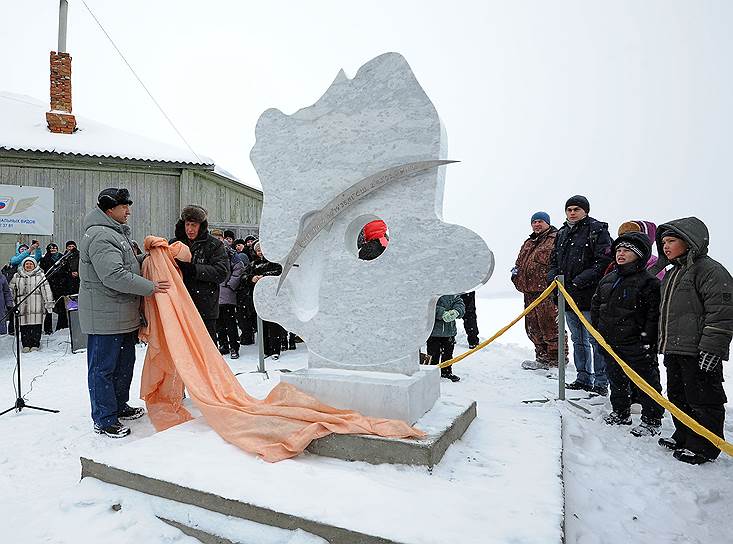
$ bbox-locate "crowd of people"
[1,240,80,350]
[510,194,732,465]
[3,186,729,466]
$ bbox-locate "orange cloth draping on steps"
[139,236,425,462]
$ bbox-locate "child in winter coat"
[656,217,733,465]
[427,294,465,382]
[591,232,664,437]
[9,257,54,351]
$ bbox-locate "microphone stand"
[0,250,73,416]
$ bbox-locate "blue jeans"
[87,332,137,427]
[565,310,607,388]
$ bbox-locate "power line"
[79,0,203,163]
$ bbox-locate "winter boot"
[604,411,632,426]
[230,350,240,360]
[288,334,297,350]
[566,380,591,391]
[441,368,461,382]
[658,436,683,451]
[218,345,229,355]
[118,404,146,421]
[591,384,609,396]
[94,422,131,438]
[673,449,712,465]
[521,359,550,371]
[630,418,662,437]
[468,337,480,349]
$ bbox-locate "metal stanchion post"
[256,315,266,374]
[557,276,566,400]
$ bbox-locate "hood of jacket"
[83,206,131,237]
[17,256,41,277]
[655,216,709,266]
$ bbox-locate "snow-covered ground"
[1,295,731,543]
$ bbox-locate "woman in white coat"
[10,257,54,351]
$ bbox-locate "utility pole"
[58,0,69,53]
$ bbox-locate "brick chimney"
[46,51,77,134]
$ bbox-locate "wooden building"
[0,92,262,264]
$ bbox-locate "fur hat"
[181,205,207,224]
[223,230,235,240]
[565,195,590,214]
[618,221,642,236]
[98,187,133,211]
[65,240,77,249]
[211,228,224,237]
[233,238,246,247]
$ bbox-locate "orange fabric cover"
[139,236,425,462]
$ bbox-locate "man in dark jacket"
[40,243,69,333]
[173,205,229,342]
[592,232,663,436]
[655,217,733,464]
[513,211,566,369]
[548,195,613,395]
[65,240,80,295]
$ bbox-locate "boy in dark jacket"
[591,233,663,436]
[427,294,466,382]
[656,217,733,464]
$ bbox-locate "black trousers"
[460,292,479,345]
[216,304,240,353]
[427,336,456,376]
[237,306,255,344]
[664,353,727,460]
[43,298,69,333]
[264,320,284,357]
[20,324,42,348]
[607,352,664,422]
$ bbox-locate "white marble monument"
[251,52,493,423]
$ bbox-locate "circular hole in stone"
[345,215,390,261]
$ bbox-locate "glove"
[175,259,194,273]
[699,351,722,372]
[442,309,459,322]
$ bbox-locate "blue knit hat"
[531,211,551,225]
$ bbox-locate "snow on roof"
[0,91,213,166]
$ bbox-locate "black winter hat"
[181,205,208,224]
[233,238,246,247]
[612,232,652,264]
[244,235,257,243]
[65,240,77,248]
[223,229,235,240]
[98,188,133,211]
[565,195,590,214]
[46,243,58,251]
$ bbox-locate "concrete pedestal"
[280,366,440,424]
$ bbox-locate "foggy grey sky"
[2,1,732,295]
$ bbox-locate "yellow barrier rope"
[437,279,733,457]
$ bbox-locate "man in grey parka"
[656,217,733,464]
[79,188,170,438]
